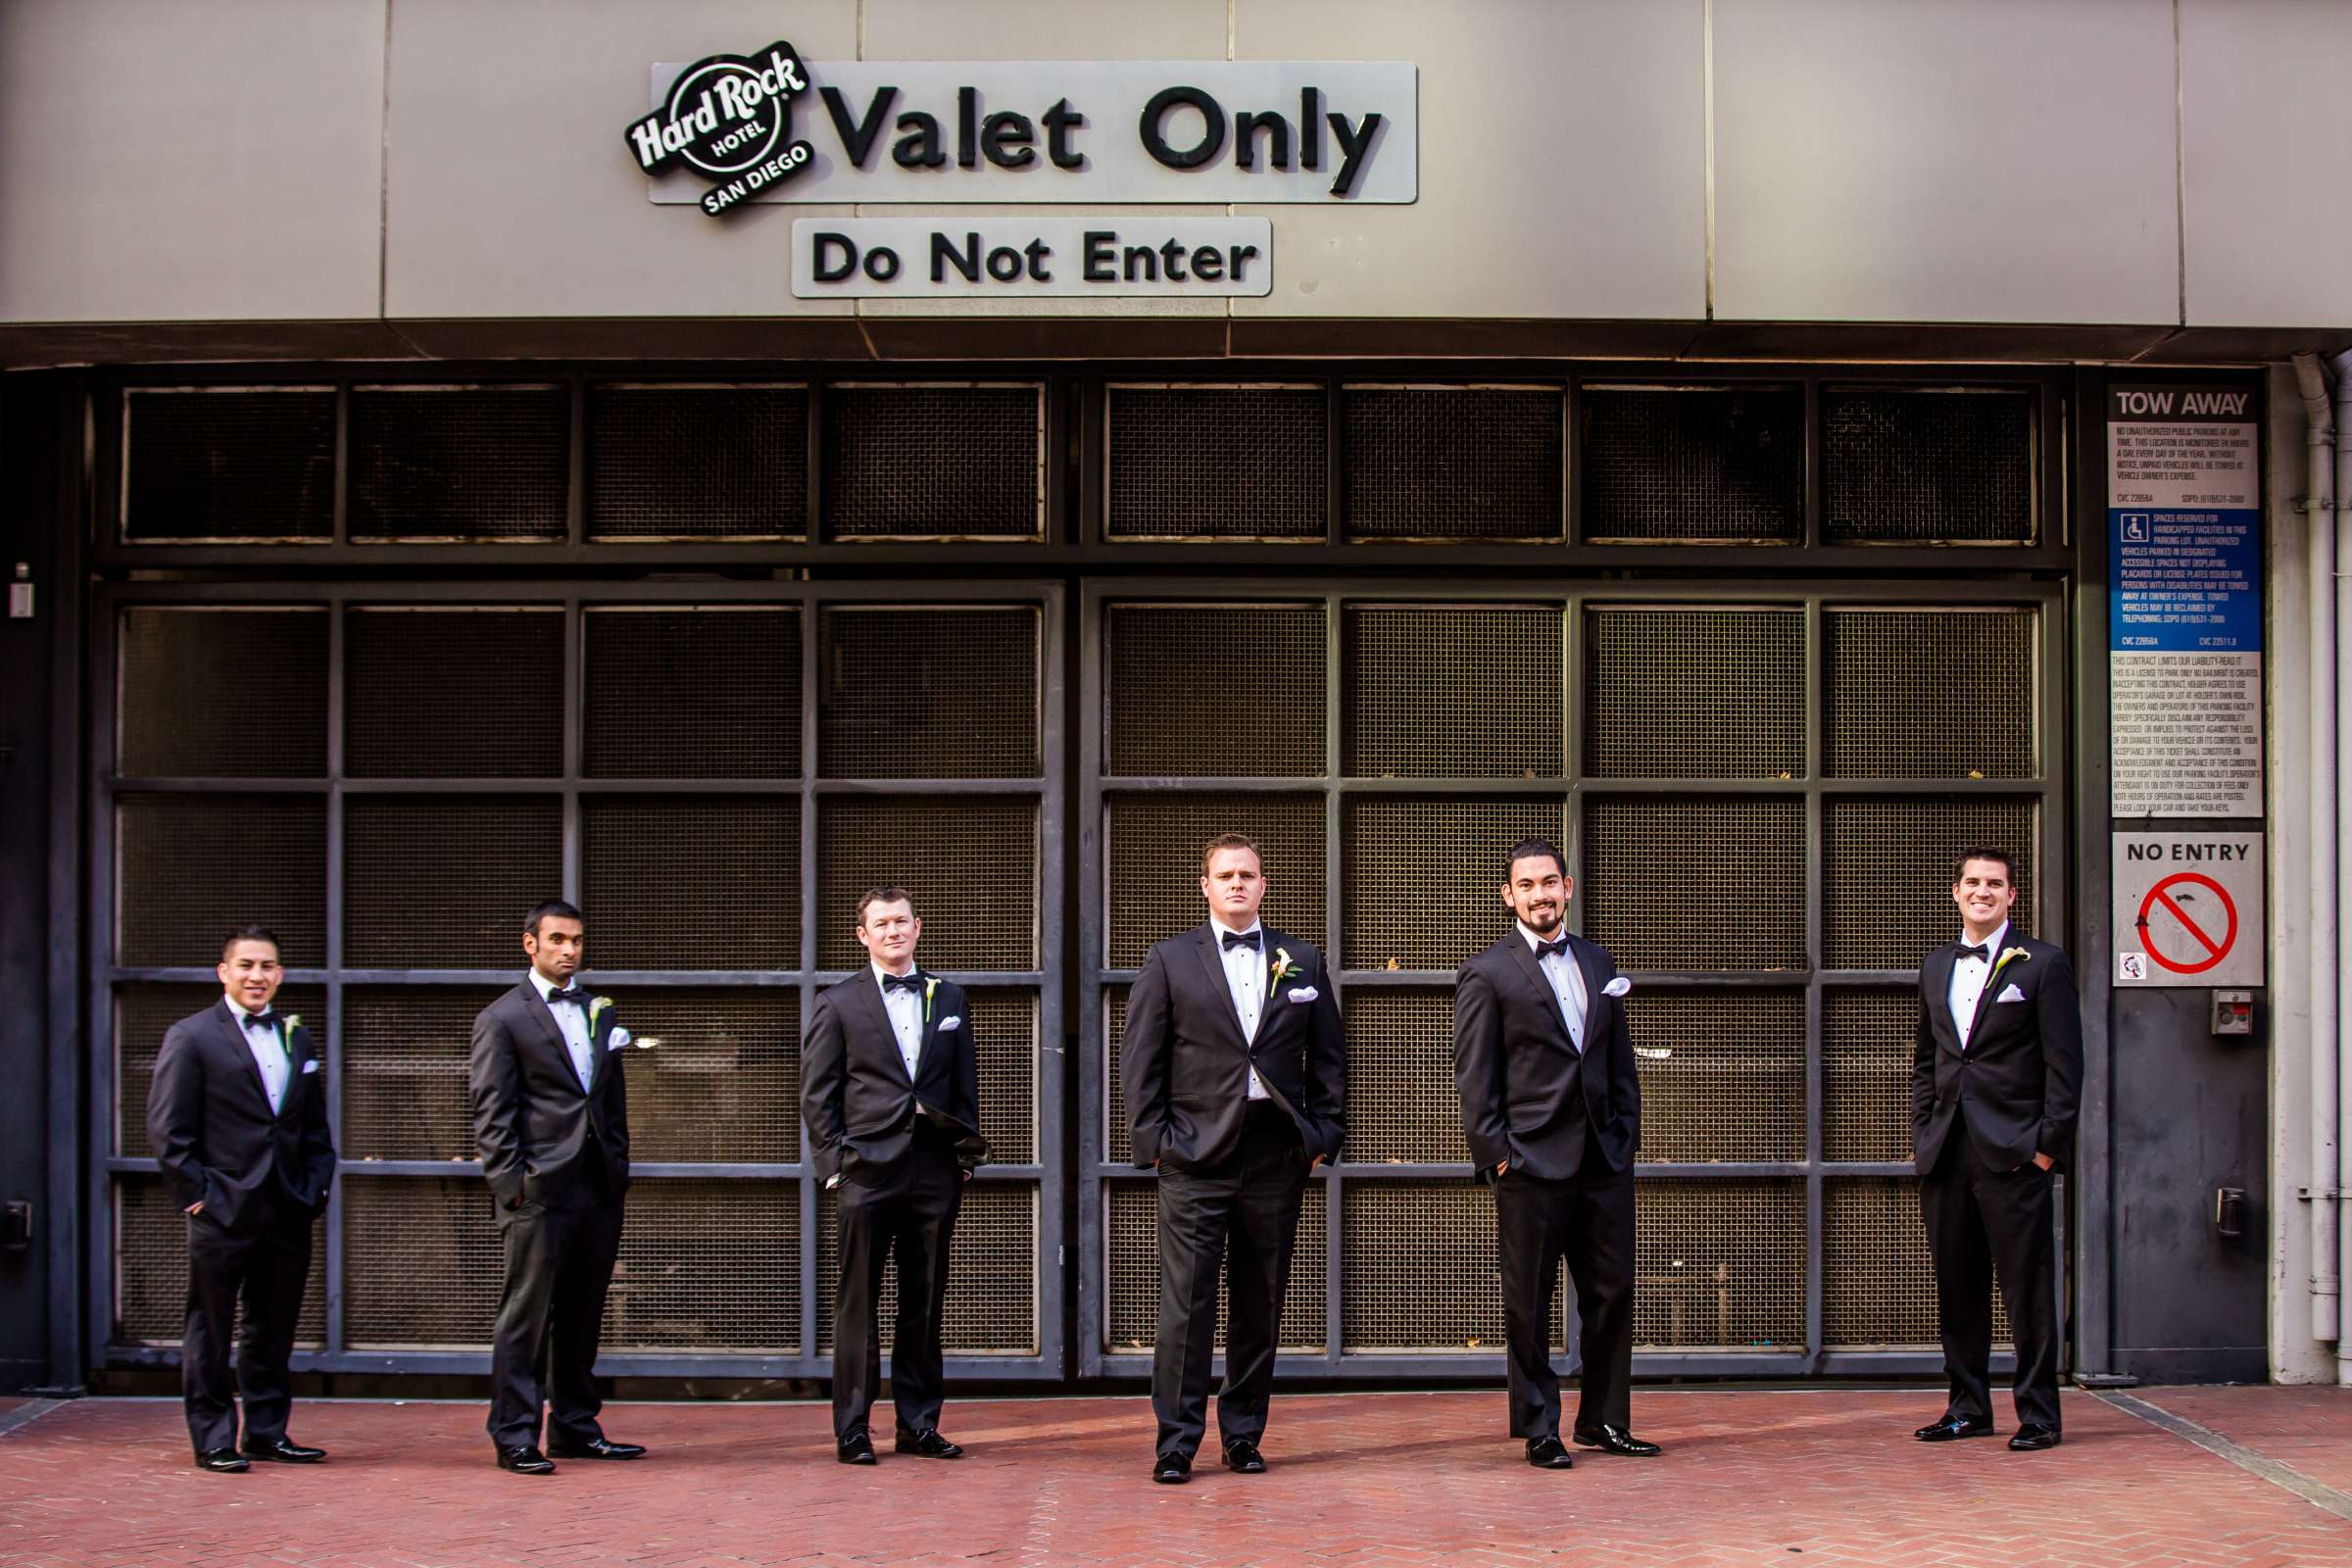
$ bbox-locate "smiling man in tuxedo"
[146,925,336,1473]
[1912,848,2081,1452]
[1454,838,1657,1470]
[469,899,643,1475]
[803,885,988,1466]
[1121,833,1347,1485]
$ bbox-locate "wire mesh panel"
[815,797,1038,969]
[608,987,801,1163]
[1342,1182,1507,1352]
[348,386,569,542]
[1103,603,1326,777]
[1342,385,1564,541]
[1346,989,1466,1163]
[588,384,808,541]
[117,795,326,967]
[343,1176,504,1348]
[1105,1181,1327,1352]
[117,984,326,1159]
[119,609,328,777]
[122,387,335,542]
[1823,387,2036,544]
[342,986,508,1162]
[1582,798,1806,971]
[1581,386,1804,542]
[607,1180,800,1352]
[818,1182,1040,1353]
[345,609,565,778]
[1587,608,1805,779]
[1824,988,1919,1163]
[819,607,1041,779]
[1104,794,1326,968]
[821,383,1043,539]
[1103,985,1134,1164]
[1106,384,1326,540]
[1828,608,2037,779]
[115,1176,325,1348]
[1343,798,1566,970]
[1630,991,1806,1162]
[1344,605,1563,778]
[583,609,801,779]
[1825,798,2036,970]
[1824,1177,2011,1348]
[581,797,799,969]
[1634,1179,1804,1350]
[344,797,564,968]
[966,988,1039,1164]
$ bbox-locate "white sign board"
[2112,831,2265,987]
[792,218,1272,298]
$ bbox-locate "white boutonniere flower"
[281,1013,303,1035]
[1269,948,1298,986]
[589,996,613,1023]
[1988,947,2031,985]
[923,976,939,1022]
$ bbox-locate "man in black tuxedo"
[146,925,336,1472]
[1121,833,1346,1485]
[1912,848,2082,1452]
[468,899,643,1475]
[1453,838,1659,1470]
[803,885,989,1465]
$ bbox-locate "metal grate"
[588,384,808,540]
[1342,1182,1507,1351]
[117,795,325,967]
[1828,609,2036,779]
[1587,608,1805,778]
[1342,385,1564,540]
[122,387,335,542]
[822,383,1043,539]
[1630,991,1805,1162]
[1105,1181,1326,1352]
[342,986,509,1161]
[583,609,801,780]
[606,1180,800,1352]
[344,796,563,968]
[1103,985,1134,1164]
[581,797,799,969]
[1823,387,2035,544]
[815,797,1039,969]
[1824,1177,2010,1348]
[115,1176,325,1348]
[119,609,328,777]
[1104,604,1325,777]
[1106,384,1325,539]
[819,607,1041,779]
[1104,794,1326,968]
[1823,989,1918,1162]
[817,1182,1039,1353]
[343,1176,504,1348]
[1343,797,1565,970]
[1635,1179,1804,1350]
[1582,798,1806,971]
[348,386,569,542]
[117,984,324,1158]
[345,609,564,778]
[966,988,1039,1165]
[1345,989,1467,1162]
[1344,605,1562,778]
[1581,385,1804,542]
[1825,798,2035,970]
[612,988,800,1163]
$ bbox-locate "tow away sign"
[2112,831,2264,987]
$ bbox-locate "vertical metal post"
[1324,589,1345,1360]
[53,378,92,1384]
[799,588,821,1365]
[1803,595,1829,1371]
[323,595,347,1354]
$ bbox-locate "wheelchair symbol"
[2121,514,2150,541]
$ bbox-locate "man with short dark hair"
[146,925,336,1472]
[469,899,642,1475]
[1121,833,1347,1485]
[1453,838,1657,1470]
[1912,849,2081,1452]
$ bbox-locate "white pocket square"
[1287,986,1318,1003]
[607,1026,633,1051]
[1602,976,1633,998]
[1995,984,2026,1004]
[938,1015,962,1031]
[300,1058,319,1075]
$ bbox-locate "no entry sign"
[2112,832,2264,987]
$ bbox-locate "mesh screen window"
[1104,604,1325,777]
[1581,385,1804,542]
[584,608,802,780]
[821,383,1043,539]
[348,386,569,542]
[1823,387,2035,544]
[819,607,1041,780]
[588,384,808,541]
[1342,385,1564,541]
[119,609,328,777]
[122,388,335,543]
[1106,384,1326,539]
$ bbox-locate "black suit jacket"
[1912,932,2083,1173]
[1453,931,1641,1183]
[468,979,631,1212]
[146,1000,335,1234]
[1121,923,1347,1168]
[803,969,988,1183]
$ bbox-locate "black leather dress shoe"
[1221,1439,1266,1474]
[495,1445,556,1475]
[838,1431,878,1465]
[1914,1415,1996,1443]
[547,1437,646,1460]
[894,1427,963,1459]
[1525,1435,1576,1469]
[1152,1454,1192,1484]
[194,1447,250,1474]
[1574,1425,1661,1457]
[241,1438,326,1464]
[2008,1423,2061,1451]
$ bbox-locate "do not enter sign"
[2113,832,2264,988]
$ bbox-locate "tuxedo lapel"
[1967,937,2021,1043]
[1568,937,1605,1050]
[1195,927,1253,1052]
[1923,946,1965,1055]
[1503,936,1579,1051]
[518,983,587,1096]
[853,969,914,1079]
[910,974,943,1082]
[211,1001,276,1116]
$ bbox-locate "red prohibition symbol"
[2135,871,2238,974]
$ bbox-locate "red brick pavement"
[3,1389,2349,1568]
[2130,1384,2352,1496]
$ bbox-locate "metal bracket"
[2297,1187,2345,1201]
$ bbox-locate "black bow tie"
[1956,944,1989,963]
[1220,929,1261,952]
[544,985,587,1006]
[240,1010,278,1031]
[1533,938,1570,961]
[881,971,924,994]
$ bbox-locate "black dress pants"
[1152,1101,1309,1462]
[1921,1122,2062,1431]
[833,1128,964,1441]
[1494,1152,1636,1441]
[182,1194,315,1454]
[487,1191,625,1450]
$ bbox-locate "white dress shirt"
[1214,921,1271,1100]
[223,994,290,1114]
[1519,921,1587,1053]
[529,968,596,1090]
[1946,919,2010,1050]
[873,962,926,1079]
